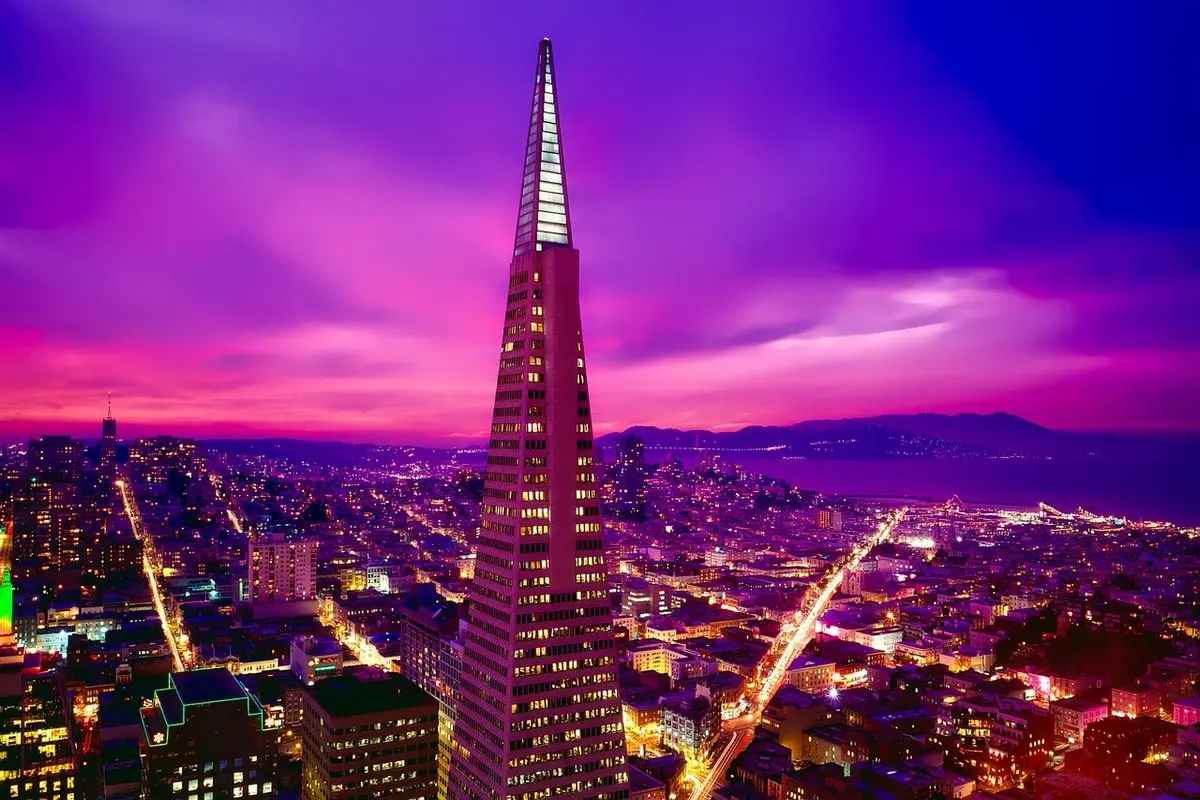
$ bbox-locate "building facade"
[248,534,317,607]
[660,696,718,762]
[0,660,78,800]
[610,436,647,520]
[11,477,81,570]
[139,668,279,800]
[27,436,84,485]
[128,437,203,487]
[1051,696,1109,747]
[289,636,343,685]
[786,655,836,696]
[300,669,438,800]
[447,38,629,800]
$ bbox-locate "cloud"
[0,1,1196,440]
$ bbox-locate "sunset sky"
[2,1,1197,444]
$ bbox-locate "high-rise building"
[398,586,462,799]
[11,480,78,570]
[300,668,439,800]
[0,573,79,800]
[611,436,647,520]
[398,586,460,698]
[247,533,317,613]
[0,667,79,799]
[12,437,85,571]
[815,508,843,532]
[447,39,628,800]
[100,393,118,477]
[27,436,84,485]
[139,668,280,800]
[128,436,203,487]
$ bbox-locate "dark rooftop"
[306,667,432,718]
[627,765,665,795]
[171,667,248,706]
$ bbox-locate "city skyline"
[1,11,1198,800]
[2,2,1199,443]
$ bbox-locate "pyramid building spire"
[449,39,628,800]
[513,38,572,256]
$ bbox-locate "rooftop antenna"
[106,391,113,418]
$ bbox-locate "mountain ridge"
[186,413,1199,463]
[595,412,1199,461]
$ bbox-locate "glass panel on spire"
[514,39,571,255]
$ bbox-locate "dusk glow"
[2,2,1197,442]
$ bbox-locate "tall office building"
[0,667,79,799]
[128,436,203,487]
[448,39,628,800]
[100,393,118,477]
[27,436,84,485]
[300,669,439,800]
[0,571,78,800]
[139,668,279,799]
[11,480,79,570]
[12,436,84,571]
[248,534,318,614]
[398,586,462,799]
[610,436,647,520]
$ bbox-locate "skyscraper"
[100,392,118,477]
[0,668,79,799]
[12,436,84,571]
[611,435,647,520]
[26,436,84,485]
[139,668,280,799]
[448,39,628,800]
[248,533,318,615]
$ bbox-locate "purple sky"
[1,1,1197,444]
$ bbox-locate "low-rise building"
[1111,683,1160,718]
[1050,695,1109,747]
[1173,696,1200,727]
[289,636,343,685]
[785,655,835,696]
[661,695,718,761]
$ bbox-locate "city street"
[115,479,187,671]
[688,508,908,800]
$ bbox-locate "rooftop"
[789,653,834,671]
[662,694,713,723]
[171,667,249,706]
[627,766,665,795]
[1052,694,1109,711]
[306,667,432,718]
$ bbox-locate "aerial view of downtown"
[1,3,1198,800]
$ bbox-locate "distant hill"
[597,413,1200,461]
[194,414,1198,465]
